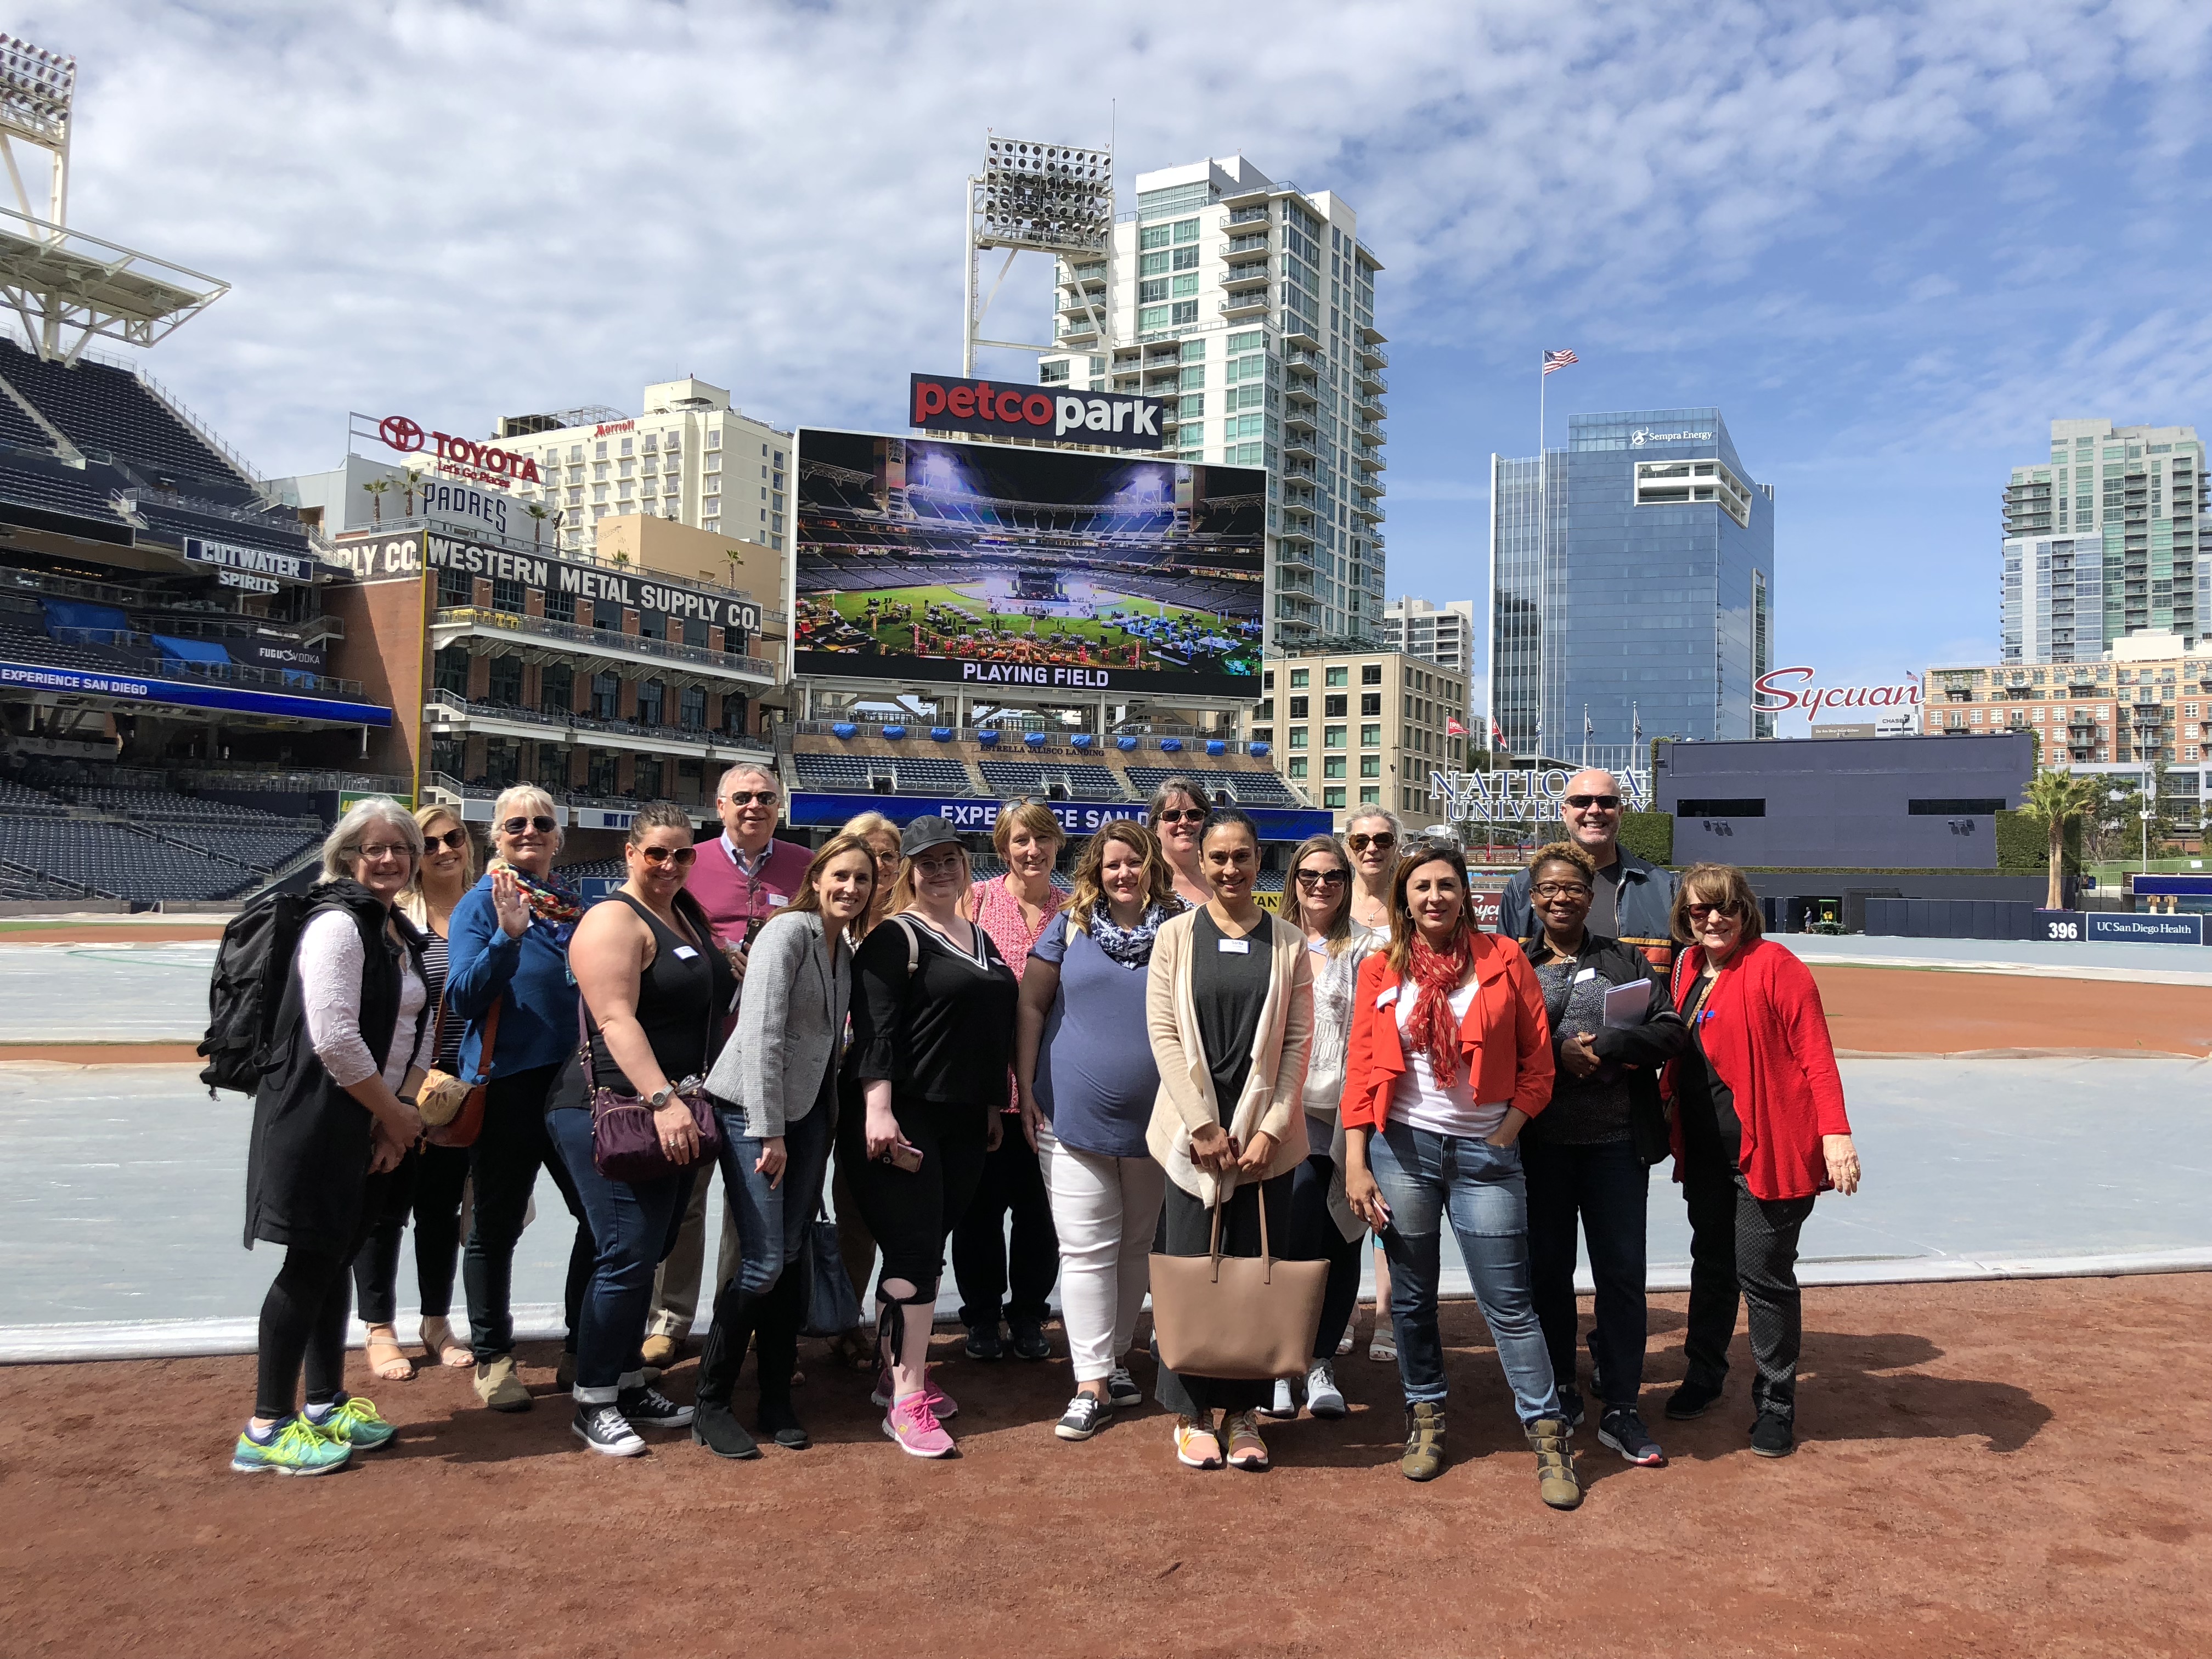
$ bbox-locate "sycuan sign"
[909,373,1167,450]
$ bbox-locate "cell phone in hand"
[884,1138,924,1172]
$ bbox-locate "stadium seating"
[977,760,1132,802]
[0,386,54,453]
[881,756,979,794]
[554,857,625,883]
[0,340,253,499]
[793,753,881,791]
[0,777,65,816]
[0,454,128,524]
[59,785,306,824]
[1124,765,1300,809]
[153,824,320,872]
[133,500,312,560]
[0,618,142,673]
[0,817,259,902]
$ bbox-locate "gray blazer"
[706,908,850,1139]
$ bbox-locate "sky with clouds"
[15,0,2211,696]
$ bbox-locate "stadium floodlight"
[963,133,1114,375]
[0,32,229,362]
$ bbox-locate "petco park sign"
[1753,666,1922,728]
[374,414,545,488]
[910,373,1166,451]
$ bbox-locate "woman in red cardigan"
[1341,840,1580,1509]
[1664,864,1862,1459]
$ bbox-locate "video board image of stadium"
[793,429,1266,697]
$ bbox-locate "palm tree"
[362,476,392,524]
[2023,765,2103,910]
[402,467,426,516]
[525,501,551,545]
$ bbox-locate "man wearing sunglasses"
[1498,769,1678,968]
[644,761,811,1368]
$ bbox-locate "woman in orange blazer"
[1341,839,1579,1509]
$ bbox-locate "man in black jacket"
[1497,769,1677,964]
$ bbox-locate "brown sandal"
[419,1316,472,1369]
[365,1325,414,1382]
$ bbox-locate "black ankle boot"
[754,1272,810,1449]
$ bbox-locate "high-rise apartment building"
[498,377,791,560]
[1383,596,1478,729]
[1491,408,1774,764]
[2001,419,2205,663]
[1038,155,1387,646]
[1244,646,1468,821]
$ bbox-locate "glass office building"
[1489,408,1774,764]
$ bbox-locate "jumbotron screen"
[792,428,1266,697]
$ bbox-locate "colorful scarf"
[1406,930,1472,1088]
[1090,898,1177,969]
[489,858,583,930]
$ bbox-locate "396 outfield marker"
[909,373,1167,450]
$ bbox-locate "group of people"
[235,762,1861,1510]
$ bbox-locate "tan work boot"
[1527,1416,1583,1509]
[473,1352,532,1413]
[640,1333,682,1369]
[1401,1401,1446,1481]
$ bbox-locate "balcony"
[1059,263,1107,289]
[1353,444,1386,472]
[1056,315,1101,342]
[1281,314,1321,348]
[1227,205,1269,226]
[1282,432,1319,461]
[1356,365,1387,395]
[431,606,776,685]
[1357,340,1388,368]
[1220,235,1270,261]
[424,690,773,763]
[1220,263,1270,292]
[1218,291,1269,317]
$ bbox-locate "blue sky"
[18,1,2211,696]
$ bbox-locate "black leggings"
[838,1094,991,1292]
[256,1231,370,1420]
[351,1143,471,1325]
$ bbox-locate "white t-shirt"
[1387,980,1508,1139]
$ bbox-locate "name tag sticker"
[672,945,699,960]
[1217,937,1251,955]
[1375,985,1400,1009]
[1573,967,1596,983]
[767,894,789,907]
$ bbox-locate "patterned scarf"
[1406,930,1473,1088]
[1090,898,1178,969]
[488,858,583,932]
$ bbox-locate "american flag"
[1542,348,1578,375]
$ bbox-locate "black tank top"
[582,891,731,1094]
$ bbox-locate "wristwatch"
[647,1086,675,1109]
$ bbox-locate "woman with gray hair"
[445,783,595,1414]
[232,798,432,1475]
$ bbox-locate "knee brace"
[873,1279,938,1368]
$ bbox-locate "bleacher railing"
[433,607,776,681]
[45,626,366,699]
[793,718,1255,757]
[425,690,775,755]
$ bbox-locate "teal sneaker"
[309,1394,397,1451]
[231,1417,351,1476]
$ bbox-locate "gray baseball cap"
[900,815,962,856]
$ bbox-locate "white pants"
[1036,1120,1168,1383]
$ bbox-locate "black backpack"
[198,887,321,1096]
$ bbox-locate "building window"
[1359,754,1380,777]
[1139,278,1169,303]
[1359,786,1380,805]
[1324,694,1347,717]
[1288,696,1308,719]
[486,654,523,706]
[591,673,619,720]
[1172,217,1200,243]
[635,757,662,797]
[637,680,664,725]
[679,685,706,730]
[490,577,526,616]
[437,567,472,608]
[1323,786,1346,808]
[1325,667,1348,687]
[540,663,573,714]
[1288,727,1308,749]
[1323,757,1346,778]
[1290,669,1308,687]
[589,752,619,795]
[544,589,574,624]
[1362,664,1382,685]
[433,646,470,697]
[1288,757,1308,779]
[1324,726,1346,749]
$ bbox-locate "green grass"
[814,584,1238,650]
[2087,857,2208,883]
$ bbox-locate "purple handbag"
[582,996,722,1184]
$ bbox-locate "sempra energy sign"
[909,373,1166,450]
[1754,666,1922,727]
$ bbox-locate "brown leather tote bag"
[1149,1181,1328,1380]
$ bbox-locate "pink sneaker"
[871,1365,959,1419]
[882,1392,956,1458]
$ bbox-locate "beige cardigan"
[1144,907,1314,1204]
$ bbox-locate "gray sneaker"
[1105,1365,1142,1409]
[1598,1406,1666,1466]
[1055,1393,1108,1441]
[1305,1359,1346,1419]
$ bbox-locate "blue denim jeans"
[545,1107,695,1401]
[712,1102,834,1296]
[1367,1120,1561,1425]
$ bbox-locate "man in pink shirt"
[642,761,813,1366]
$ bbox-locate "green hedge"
[1617,811,1673,866]
[1995,809,2083,876]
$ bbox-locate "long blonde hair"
[887,840,972,917]
[1065,820,1175,932]
[400,803,479,926]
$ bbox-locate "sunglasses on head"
[1346,832,1396,852]
[424,828,469,852]
[723,791,780,807]
[500,815,557,836]
[1156,807,1206,825]
[1565,794,1621,810]
[634,844,698,867]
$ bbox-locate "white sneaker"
[1262,1376,1299,1419]
[1305,1359,1346,1419]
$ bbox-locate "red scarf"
[1406,931,1472,1088]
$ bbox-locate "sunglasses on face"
[1565,794,1621,810]
[1155,808,1206,825]
[424,828,469,853]
[1686,903,1739,923]
[1346,832,1396,852]
[1533,880,1592,899]
[1296,868,1349,887]
[501,816,557,836]
[634,844,698,867]
[723,791,780,808]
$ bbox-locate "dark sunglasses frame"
[424,828,470,852]
[634,844,698,866]
[721,791,780,807]
[1346,832,1397,851]
[1685,901,1743,921]
[1155,808,1207,824]
[1295,868,1350,885]
[500,815,558,836]
[1564,794,1622,809]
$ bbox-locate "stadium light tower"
[962,134,1113,375]
[0,30,229,364]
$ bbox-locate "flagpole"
[1538,352,1546,767]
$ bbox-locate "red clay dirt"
[1807,964,2209,1057]
[2,1276,2205,1658]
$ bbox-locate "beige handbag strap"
[1205,1183,1276,1284]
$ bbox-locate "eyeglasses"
[424,828,469,853]
[357,843,414,861]
[634,844,698,867]
[1155,808,1206,825]
[1346,832,1396,852]
[1564,794,1621,810]
[1532,881,1592,899]
[913,852,966,876]
[721,791,780,808]
[1296,868,1350,887]
[1686,903,1740,922]
[500,816,557,836]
